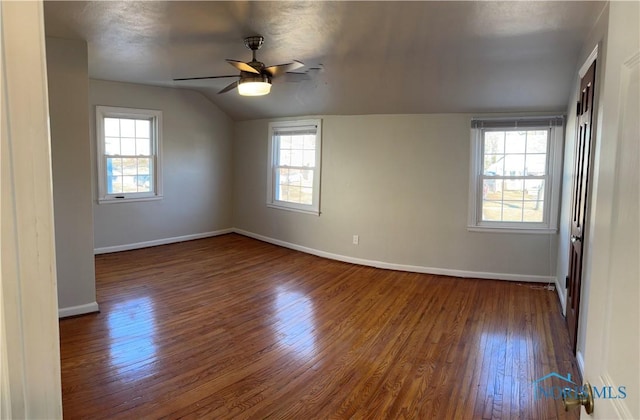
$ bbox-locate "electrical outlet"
[352,235,359,245]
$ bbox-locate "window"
[468,116,564,232]
[267,119,322,214]
[96,106,163,203]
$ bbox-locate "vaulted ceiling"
[43,1,605,120]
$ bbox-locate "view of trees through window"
[104,117,153,194]
[275,133,316,205]
[481,129,548,222]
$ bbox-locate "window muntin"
[468,117,563,232]
[96,106,162,203]
[267,120,322,214]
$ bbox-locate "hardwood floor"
[60,234,580,419]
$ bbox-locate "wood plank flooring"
[60,234,580,419]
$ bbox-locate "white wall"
[555,2,608,361]
[45,37,98,317]
[90,80,234,250]
[234,114,558,280]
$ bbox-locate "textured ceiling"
[43,1,605,120]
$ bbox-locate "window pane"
[107,158,122,176]
[525,154,546,176]
[474,122,556,228]
[303,135,316,150]
[121,137,136,155]
[525,180,544,199]
[105,137,120,155]
[526,131,548,153]
[287,185,302,203]
[107,176,122,194]
[135,120,150,138]
[302,150,315,167]
[121,175,138,192]
[484,154,504,175]
[137,158,150,175]
[523,200,544,222]
[122,158,137,175]
[120,119,135,138]
[482,200,502,221]
[503,179,524,200]
[136,138,151,156]
[136,175,151,192]
[483,179,503,200]
[279,149,291,166]
[104,118,120,137]
[289,169,302,186]
[502,201,523,222]
[484,131,504,154]
[290,150,303,167]
[504,154,525,175]
[505,131,526,153]
[291,135,304,149]
[276,167,313,204]
[99,108,161,200]
[300,187,313,205]
[279,168,303,186]
[276,168,287,185]
[269,121,320,211]
[301,170,314,187]
[280,135,292,149]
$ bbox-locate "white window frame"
[468,116,564,233]
[267,119,322,215]
[96,106,163,203]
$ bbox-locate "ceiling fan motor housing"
[239,72,271,84]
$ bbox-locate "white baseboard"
[58,301,99,318]
[94,228,233,254]
[233,228,555,283]
[555,275,567,315]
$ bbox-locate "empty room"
[1,1,638,419]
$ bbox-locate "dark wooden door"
[566,60,596,353]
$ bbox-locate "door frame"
[564,44,601,373]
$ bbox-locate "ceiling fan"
[173,35,304,96]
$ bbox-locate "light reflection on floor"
[274,288,317,359]
[107,296,158,379]
[480,331,537,409]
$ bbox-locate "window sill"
[267,203,320,216]
[98,195,163,204]
[467,225,557,234]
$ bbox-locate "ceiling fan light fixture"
[238,74,271,96]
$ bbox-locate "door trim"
[580,45,599,78]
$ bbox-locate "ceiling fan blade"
[218,81,238,94]
[265,60,304,77]
[226,59,260,74]
[173,75,238,81]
